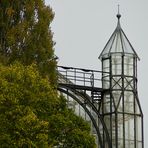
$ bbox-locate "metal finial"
[116,4,121,19]
[118,5,120,14]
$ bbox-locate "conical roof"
[99,13,139,60]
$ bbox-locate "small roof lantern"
[99,11,139,60]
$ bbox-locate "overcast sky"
[46,0,148,147]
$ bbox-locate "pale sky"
[46,0,148,147]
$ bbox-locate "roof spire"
[116,4,121,19]
[118,4,120,14]
[99,7,139,60]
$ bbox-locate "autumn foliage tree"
[0,0,56,83]
[0,0,96,147]
[0,63,96,147]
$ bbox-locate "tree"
[0,63,54,147]
[0,63,96,147]
[0,0,96,147]
[0,0,56,83]
[48,96,96,148]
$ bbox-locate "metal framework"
[57,66,111,147]
[100,55,143,148]
[56,13,144,148]
[99,13,144,148]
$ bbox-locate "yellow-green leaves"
[0,0,56,84]
[0,1,96,147]
[0,63,57,147]
[0,63,96,147]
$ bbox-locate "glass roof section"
[99,14,139,60]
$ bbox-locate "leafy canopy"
[0,0,56,83]
[0,63,96,147]
[0,0,96,147]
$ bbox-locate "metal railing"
[57,66,109,89]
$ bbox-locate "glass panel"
[112,64,122,75]
[100,33,116,57]
[117,96,123,112]
[103,76,110,89]
[125,115,135,148]
[99,122,103,137]
[118,114,123,147]
[112,114,116,147]
[112,55,122,64]
[124,56,134,76]
[103,59,110,89]
[111,32,123,53]
[112,91,121,108]
[137,142,142,148]
[124,77,134,90]
[121,31,135,54]
[112,76,122,89]
[104,115,111,135]
[103,94,111,113]
[136,117,142,148]
[124,91,134,113]
[103,59,109,72]
[112,55,122,75]
[136,116,142,142]
[103,93,115,113]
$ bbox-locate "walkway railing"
[57,66,107,89]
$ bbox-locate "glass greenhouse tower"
[99,13,144,148]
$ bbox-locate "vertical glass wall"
[101,53,143,148]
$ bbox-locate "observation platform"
[57,66,109,101]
